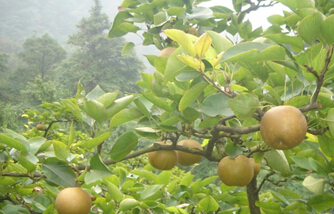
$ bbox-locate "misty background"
[0,0,157,71]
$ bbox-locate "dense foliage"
[1,0,334,214]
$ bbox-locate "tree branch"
[215,124,260,135]
[256,171,275,194]
[304,46,334,106]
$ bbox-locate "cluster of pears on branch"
[54,104,306,214]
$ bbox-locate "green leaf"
[201,176,219,187]
[62,99,82,121]
[197,196,219,212]
[206,31,233,53]
[154,11,167,26]
[320,15,334,45]
[227,93,259,119]
[86,85,105,100]
[121,42,135,56]
[202,93,233,117]
[163,29,196,56]
[77,132,111,150]
[326,108,334,138]
[83,99,106,123]
[117,22,140,33]
[0,134,28,154]
[264,150,290,174]
[119,198,139,211]
[194,33,212,59]
[262,85,282,105]
[52,140,69,161]
[199,117,220,128]
[110,107,143,128]
[17,152,38,172]
[255,201,281,210]
[225,142,243,158]
[109,11,133,37]
[28,137,46,154]
[167,7,186,17]
[1,204,30,214]
[182,107,200,122]
[156,171,171,185]
[307,194,334,212]
[318,135,334,158]
[134,127,160,139]
[270,191,289,205]
[134,97,151,117]
[109,132,138,161]
[221,42,286,62]
[106,95,135,119]
[68,121,75,146]
[96,91,119,108]
[105,180,123,202]
[140,185,163,200]
[186,7,214,21]
[181,173,194,186]
[275,0,314,12]
[297,12,324,45]
[290,156,312,170]
[179,81,208,111]
[309,158,329,177]
[142,91,173,112]
[131,169,157,181]
[303,176,324,195]
[264,34,304,52]
[85,154,111,184]
[164,47,195,83]
[41,158,76,187]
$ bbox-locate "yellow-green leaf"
[177,55,205,71]
[194,33,212,59]
[303,176,324,195]
[163,29,196,56]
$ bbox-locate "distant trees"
[57,0,144,94]
[18,33,66,80]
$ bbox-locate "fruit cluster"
[147,139,204,170]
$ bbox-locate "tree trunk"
[246,177,261,214]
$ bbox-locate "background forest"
[0,0,146,131]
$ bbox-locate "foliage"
[56,0,144,94]
[1,0,334,214]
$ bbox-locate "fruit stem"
[246,177,261,214]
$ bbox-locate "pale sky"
[199,0,289,29]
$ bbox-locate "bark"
[246,176,261,214]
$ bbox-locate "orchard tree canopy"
[1,0,334,214]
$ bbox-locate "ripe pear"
[55,187,92,214]
[217,155,254,187]
[159,47,176,57]
[36,124,44,130]
[249,158,261,177]
[260,105,307,150]
[177,139,203,166]
[148,142,178,170]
